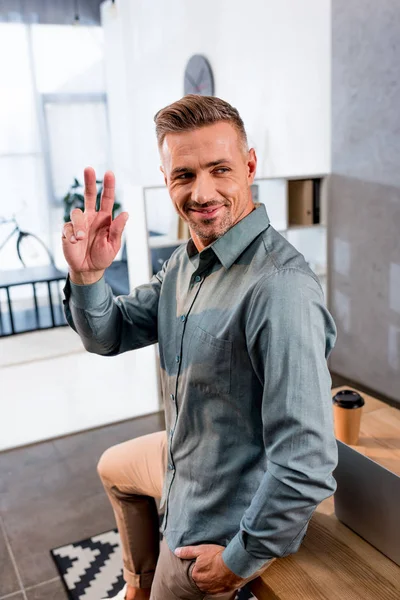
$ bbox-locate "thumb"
[174,545,203,559]
[109,211,129,245]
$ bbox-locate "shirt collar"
[186,203,270,270]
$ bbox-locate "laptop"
[333,440,400,566]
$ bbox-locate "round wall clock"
[184,55,214,96]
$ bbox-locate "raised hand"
[62,167,129,285]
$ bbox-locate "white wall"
[101,1,134,190]
[97,0,331,429]
[101,0,331,187]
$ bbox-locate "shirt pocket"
[186,325,232,395]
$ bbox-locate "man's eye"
[214,168,230,174]
[177,173,193,180]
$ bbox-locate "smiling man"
[62,95,338,600]
[163,119,255,250]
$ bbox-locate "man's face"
[160,121,257,250]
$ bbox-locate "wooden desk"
[250,386,400,600]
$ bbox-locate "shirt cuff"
[69,275,110,310]
[222,533,275,579]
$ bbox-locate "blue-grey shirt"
[64,203,338,579]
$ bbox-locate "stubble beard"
[186,206,233,246]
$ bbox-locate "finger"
[99,171,115,214]
[174,545,203,559]
[70,208,86,239]
[62,222,78,244]
[109,211,129,246]
[84,167,98,212]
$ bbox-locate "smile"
[189,206,223,219]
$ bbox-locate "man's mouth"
[189,206,223,219]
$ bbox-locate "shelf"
[254,173,328,183]
[278,224,326,233]
[315,271,327,280]
[149,236,187,249]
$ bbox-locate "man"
[62,95,338,600]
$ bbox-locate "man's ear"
[160,165,167,186]
[247,148,257,184]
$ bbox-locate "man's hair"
[154,95,248,151]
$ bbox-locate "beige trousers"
[97,430,272,599]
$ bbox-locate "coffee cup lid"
[332,389,365,409]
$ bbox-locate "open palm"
[62,168,128,284]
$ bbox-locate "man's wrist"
[69,269,105,286]
[222,533,275,580]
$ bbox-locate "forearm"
[63,275,159,355]
[64,275,124,355]
[222,440,337,578]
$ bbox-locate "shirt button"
[168,463,174,471]
[194,275,201,283]
[181,315,186,322]
[170,393,175,401]
[175,355,180,363]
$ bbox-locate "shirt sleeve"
[222,268,338,579]
[63,262,167,356]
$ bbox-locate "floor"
[0,367,396,600]
[0,411,165,600]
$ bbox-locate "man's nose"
[191,173,216,205]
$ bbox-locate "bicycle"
[0,216,55,268]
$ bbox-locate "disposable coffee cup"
[332,389,365,445]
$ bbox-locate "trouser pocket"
[187,559,204,596]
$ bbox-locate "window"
[44,96,109,201]
[0,23,108,270]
